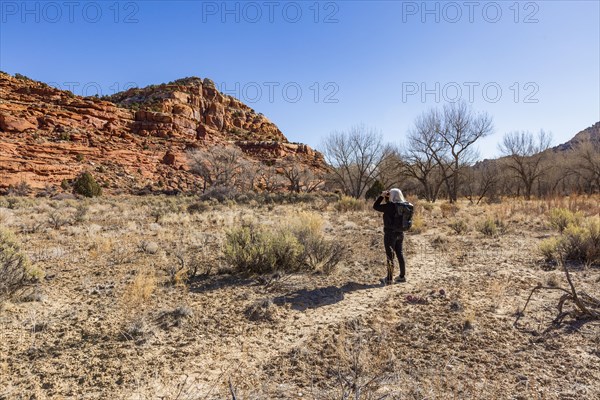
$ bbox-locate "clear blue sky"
[1,1,599,159]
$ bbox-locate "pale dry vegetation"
[0,194,599,399]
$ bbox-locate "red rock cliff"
[0,73,326,193]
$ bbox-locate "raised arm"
[373,195,386,212]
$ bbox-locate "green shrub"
[224,224,304,275]
[539,236,561,262]
[61,179,70,191]
[14,73,32,81]
[0,228,42,298]
[365,181,385,200]
[224,213,345,275]
[477,217,506,237]
[73,172,102,197]
[449,219,469,234]
[187,201,211,214]
[548,208,583,233]
[539,217,600,265]
[335,196,364,212]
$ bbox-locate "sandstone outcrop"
[0,73,326,193]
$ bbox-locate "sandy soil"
[0,196,599,399]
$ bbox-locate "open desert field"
[1,194,599,399]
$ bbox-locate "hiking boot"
[380,277,393,286]
[395,276,406,283]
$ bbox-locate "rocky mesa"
[0,73,326,194]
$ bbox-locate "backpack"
[393,202,414,232]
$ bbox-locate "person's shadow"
[273,282,380,311]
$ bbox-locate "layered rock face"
[0,73,325,193]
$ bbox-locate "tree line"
[188,101,600,201]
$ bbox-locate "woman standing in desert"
[373,188,408,285]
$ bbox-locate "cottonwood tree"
[320,124,391,198]
[276,156,324,193]
[403,102,493,202]
[434,101,494,202]
[402,111,446,202]
[462,161,500,204]
[541,153,575,196]
[301,168,326,193]
[375,149,403,190]
[187,145,247,192]
[257,164,286,193]
[498,130,552,200]
[572,139,600,193]
[239,160,262,192]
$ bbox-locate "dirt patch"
[1,196,599,399]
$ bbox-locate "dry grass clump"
[440,202,460,218]
[410,213,425,234]
[0,227,43,298]
[264,318,396,398]
[418,200,434,213]
[541,194,600,216]
[0,208,10,225]
[122,269,157,310]
[448,218,469,234]
[187,201,211,214]
[164,235,217,285]
[289,211,345,274]
[335,196,365,212]
[155,305,193,329]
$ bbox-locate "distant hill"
[551,121,600,152]
[0,73,325,193]
[472,121,600,176]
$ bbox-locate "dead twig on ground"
[515,259,600,330]
[228,378,238,400]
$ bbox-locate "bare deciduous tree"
[402,102,492,202]
[498,130,552,200]
[276,156,325,193]
[402,111,446,202]
[375,149,403,190]
[320,124,391,199]
[463,161,500,204]
[187,145,247,192]
[434,101,494,203]
[258,164,286,193]
[572,139,600,193]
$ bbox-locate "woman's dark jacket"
[373,196,401,233]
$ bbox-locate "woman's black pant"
[384,231,405,281]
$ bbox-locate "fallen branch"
[515,260,600,330]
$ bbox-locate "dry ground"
[0,195,599,399]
